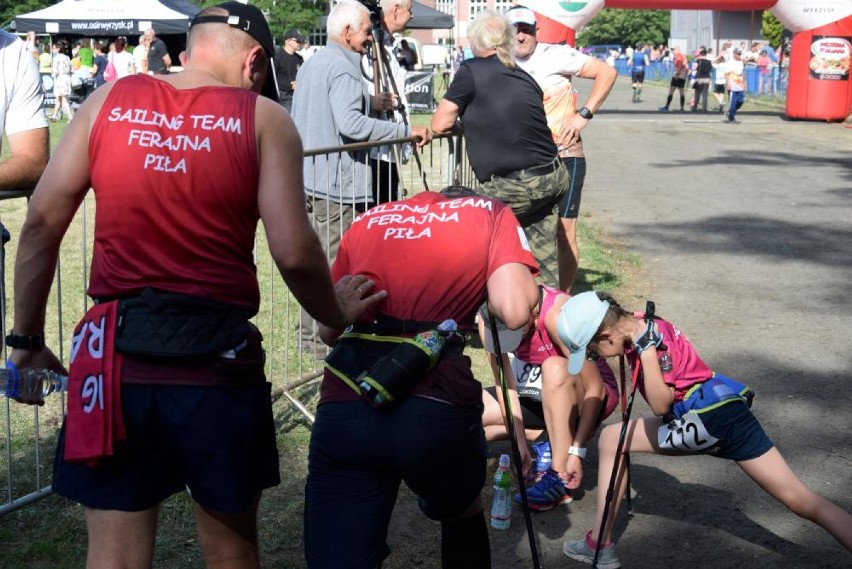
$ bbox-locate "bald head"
[187,7,260,61]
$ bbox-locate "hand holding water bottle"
[6,344,67,406]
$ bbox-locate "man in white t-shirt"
[506,6,616,292]
[133,34,149,74]
[0,30,49,191]
[725,47,746,124]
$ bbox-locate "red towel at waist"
[64,301,125,465]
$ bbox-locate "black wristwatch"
[578,106,594,120]
[5,332,45,350]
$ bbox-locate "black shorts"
[714,84,726,94]
[558,156,587,219]
[485,385,545,430]
[485,384,613,432]
[53,382,280,514]
[631,71,645,84]
[670,77,686,88]
[305,398,486,567]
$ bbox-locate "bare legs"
[83,495,264,569]
[589,417,852,552]
[556,217,579,292]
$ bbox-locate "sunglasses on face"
[514,24,536,36]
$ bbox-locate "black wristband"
[5,332,45,350]
[578,106,593,120]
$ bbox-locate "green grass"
[0,113,638,569]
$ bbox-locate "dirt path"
[383,78,852,569]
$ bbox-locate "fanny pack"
[672,374,754,420]
[325,330,457,409]
[114,287,253,359]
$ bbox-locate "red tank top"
[515,284,561,365]
[87,75,261,311]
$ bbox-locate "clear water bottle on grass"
[490,453,512,530]
[1,361,67,400]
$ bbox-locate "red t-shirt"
[321,191,538,406]
[87,75,261,312]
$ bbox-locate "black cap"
[190,1,279,101]
[284,29,307,43]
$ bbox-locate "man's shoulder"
[301,45,357,76]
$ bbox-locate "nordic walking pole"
[487,307,541,569]
[593,357,641,569]
[619,354,634,518]
[593,301,656,568]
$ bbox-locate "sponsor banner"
[404,70,434,112]
[809,35,851,80]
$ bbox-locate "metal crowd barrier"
[613,58,789,98]
[0,132,470,516]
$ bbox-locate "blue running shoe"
[514,469,572,511]
[531,441,552,476]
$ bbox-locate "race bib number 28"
[658,411,719,453]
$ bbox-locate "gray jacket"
[292,41,410,202]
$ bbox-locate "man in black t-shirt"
[144,28,171,75]
[273,29,306,111]
[432,9,568,286]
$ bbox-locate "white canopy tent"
[15,0,200,36]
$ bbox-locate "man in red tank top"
[8,2,385,567]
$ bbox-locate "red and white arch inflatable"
[521,0,852,120]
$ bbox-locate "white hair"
[327,1,369,39]
[380,0,411,11]
[467,9,516,68]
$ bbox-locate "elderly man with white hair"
[291,0,431,358]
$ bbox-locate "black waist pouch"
[114,288,253,359]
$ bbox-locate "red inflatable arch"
[522,0,852,121]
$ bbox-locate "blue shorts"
[53,382,280,514]
[304,397,486,568]
[558,156,586,219]
[670,400,774,462]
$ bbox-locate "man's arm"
[256,98,385,331]
[486,262,538,330]
[556,57,617,148]
[0,45,49,191]
[329,72,408,142]
[0,128,48,190]
[431,98,460,135]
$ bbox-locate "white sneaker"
[563,532,621,569]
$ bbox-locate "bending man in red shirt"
[305,186,539,568]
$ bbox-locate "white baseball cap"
[556,292,610,374]
[506,6,537,27]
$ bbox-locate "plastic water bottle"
[415,319,457,365]
[490,453,512,530]
[1,361,68,400]
[356,319,458,408]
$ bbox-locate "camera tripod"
[360,17,429,194]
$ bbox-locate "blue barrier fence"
[613,59,788,98]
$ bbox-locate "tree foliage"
[576,8,670,49]
[761,10,783,49]
[2,0,52,29]
[192,0,324,42]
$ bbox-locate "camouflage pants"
[480,160,569,285]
